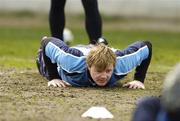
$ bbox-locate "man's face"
[88,64,114,86]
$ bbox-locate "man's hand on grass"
[123,80,145,89]
[48,79,71,87]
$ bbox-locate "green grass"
[0,12,180,121]
[0,15,179,71]
[103,29,180,65]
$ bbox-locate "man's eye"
[96,71,102,73]
[106,70,112,73]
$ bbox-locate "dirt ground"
[0,66,165,121]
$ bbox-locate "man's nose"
[100,72,107,78]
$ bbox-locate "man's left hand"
[123,80,145,89]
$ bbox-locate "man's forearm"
[44,57,60,80]
[134,41,152,83]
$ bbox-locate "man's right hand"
[48,79,71,87]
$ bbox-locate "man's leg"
[49,0,66,40]
[81,0,102,44]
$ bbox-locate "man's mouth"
[97,80,107,84]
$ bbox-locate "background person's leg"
[81,0,102,44]
[49,0,66,41]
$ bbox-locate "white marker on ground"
[81,106,114,119]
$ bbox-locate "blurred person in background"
[49,0,103,44]
[132,63,180,121]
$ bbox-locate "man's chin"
[96,82,107,86]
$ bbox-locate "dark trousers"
[49,0,102,44]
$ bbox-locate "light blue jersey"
[40,37,151,87]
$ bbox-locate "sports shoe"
[97,37,108,45]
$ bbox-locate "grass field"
[0,12,180,121]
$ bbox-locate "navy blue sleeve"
[132,96,160,121]
[41,37,84,80]
[45,38,87,74]
[114,41,152,83]
[115,41,147,56]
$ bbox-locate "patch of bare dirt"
[0,67,166,121]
